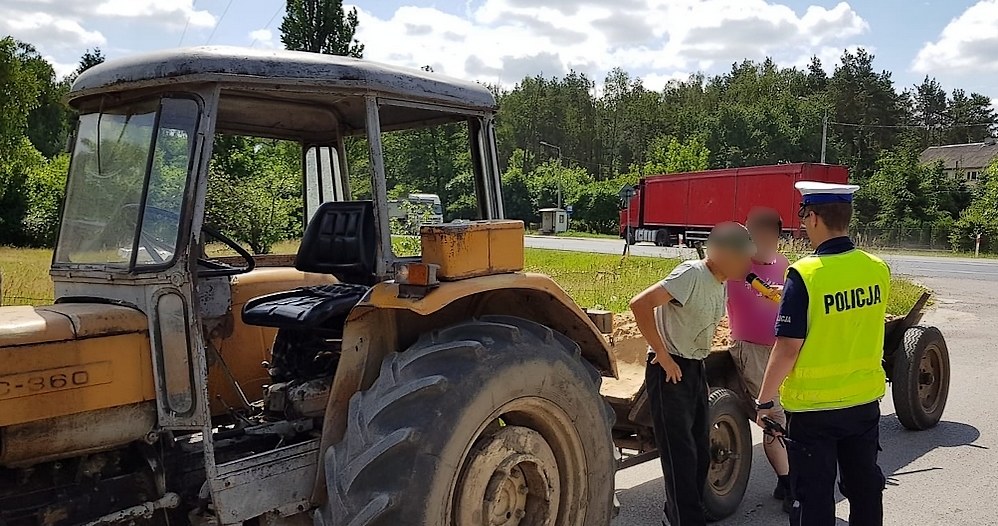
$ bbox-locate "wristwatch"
[755,399,775,410]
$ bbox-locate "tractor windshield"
[54,96,201,270]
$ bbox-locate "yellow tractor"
[0,47,622,526]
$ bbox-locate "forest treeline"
[3,1,998,253]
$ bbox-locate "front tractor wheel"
[316,316,616,526]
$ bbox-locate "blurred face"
[746,217,780,256]
[709,245,753,280]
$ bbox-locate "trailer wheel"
[315,315,616,526]
[892,325,950,430]
[626,230,636,245]
[654,230,667,247]
[703,388,752,522]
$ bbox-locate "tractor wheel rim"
[454,425,561,526]
[918,344,943,413]
[708,414,740,496]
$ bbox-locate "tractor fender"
[310,272,617,504]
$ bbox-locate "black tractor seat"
[242,283,371,329]
[241,200,377,332]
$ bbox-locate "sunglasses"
[797,206,813,220]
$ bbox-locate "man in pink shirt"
[726,207,792,512]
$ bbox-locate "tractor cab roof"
[67,46,497,140]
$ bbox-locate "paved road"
[526,236,998,281]
[611,275,997,525]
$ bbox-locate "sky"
[3,0,998,101]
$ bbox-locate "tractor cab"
[54,47,508,427]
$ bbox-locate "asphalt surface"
[525,236,998,281]
[606,277,997,525]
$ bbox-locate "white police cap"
[795,181,860,205]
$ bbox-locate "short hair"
[707,222,756,256]
[809,202,852,232]
[747,208,783,234]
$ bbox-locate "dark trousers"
[646,354,709,526]
[787,401,885,526]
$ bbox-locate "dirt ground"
[611,312,732,364]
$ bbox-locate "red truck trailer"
[620,163,849,246]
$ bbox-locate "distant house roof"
[919,140,998,171]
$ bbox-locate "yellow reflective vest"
[780,249,891,412]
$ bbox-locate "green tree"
[0,38,44,245]
[951,162,998,251]
[16,42,71,158]
[21,153,69,246]
[640,135,710,175]
[205,138,302,253]
[280,0,364,57]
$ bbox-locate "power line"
[178,0,199,46]
[206,0,236,45]
[829,120,995,130]
[250,3,286,48]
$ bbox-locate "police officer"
[755,181,890,526]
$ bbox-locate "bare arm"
[758,336,804,403]
[629,283,683,382]
[629,283,672,356]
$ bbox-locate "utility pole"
[821,109,828,164]
[539,141,563,209]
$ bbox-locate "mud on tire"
[315,315,616,526]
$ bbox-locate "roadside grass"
[525,249,680,313]
[1,245,926,316]
[0,247,54,305]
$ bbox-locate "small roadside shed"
[539,208,569,234]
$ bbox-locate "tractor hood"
[0,303,148,348]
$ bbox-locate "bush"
[21,153,68,247]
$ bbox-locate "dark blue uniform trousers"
[787,401,885,526]
[646,354,709,526]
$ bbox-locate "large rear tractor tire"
[703,388,752,522]
[315,316,616,526]
[892,325,950,431]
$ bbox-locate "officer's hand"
[770,284,784,294]
[651,354,683,383]
[756,410,781,434]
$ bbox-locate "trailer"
[620,163,849,246]
[602,291,950,520]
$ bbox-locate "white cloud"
[95,0,216,28]
[44,55,80,79]
[249,29,277,49]
[1,0,214,75]
[352,0,869,88]
[1,11,106,50]
[913,0,998,74]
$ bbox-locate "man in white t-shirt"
[630,222,755,526]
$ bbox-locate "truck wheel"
[654,230,667,247]
[703,388,752,522]
[892,326,950,431]
[316,315,616,526]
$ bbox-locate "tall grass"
[0,245,925,316]
[525,249,680,313]
[0,247,54,305]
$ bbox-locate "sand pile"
[612,312,732,356]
